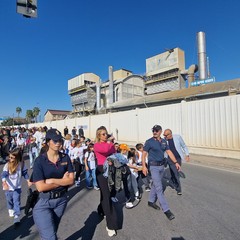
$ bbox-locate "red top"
[94,142,116,166]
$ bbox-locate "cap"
[85,138,91,143]
[152,125,162,131]
[45,128,63,142]
[119,143,130,151]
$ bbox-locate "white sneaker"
[94,186,100,190]
[111,197,118,203]
[106,226,116,237]
[126,202,134,209]
[75,181,80,187]
[14,215,20,224]
[8,209,14,217]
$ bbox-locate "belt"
[149,160,165,166]
[40,189,67,199]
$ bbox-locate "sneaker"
[148,201,160,210]
[111,197,118,203]
[164,210,175,220]
[13,215,20,224]
[177,191,182,195]
[125,202,134,209]
[106,226,117,237]
[75,181,80,187]
[86,186,93,190]
[94,186,100,190]
[145,187,151,192]
[8,209,14,217]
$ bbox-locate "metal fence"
[28,94,240,159]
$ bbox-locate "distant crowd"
[1,124,189,238]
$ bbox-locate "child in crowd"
[73,139,85,186]
[1,136,10,163]
[1,148,31,225]
[16,134,25,153]
[63,134,72,155]
[84,143,99,190]
[118,144,139,209]
[127,148,140,200]
[136,143,151,192]
[28,137,38,169]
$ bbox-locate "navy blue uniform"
[32,152,74,240]
[143,137,170,212]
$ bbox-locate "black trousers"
[74,161,83,181]
[168,158,182,192]
[96,166,118,230]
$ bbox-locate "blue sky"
[0,0,239,119]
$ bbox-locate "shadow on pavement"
[0,214,38,239]
[65,211,103,240]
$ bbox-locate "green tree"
[16,107,22,118]
[26,110,33,123]
[32,107,40,123]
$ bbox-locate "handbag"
[25,188,39,216]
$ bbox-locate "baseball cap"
[45,128,63,142]
[152,125,162,131]
[119,143,130,151]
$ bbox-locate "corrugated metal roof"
[109,78,240,109]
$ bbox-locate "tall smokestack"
[108,66,114,105]
[96,79,101,112]
[197,31,207,80]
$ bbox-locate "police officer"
[142,125,181,221]
[32,128,74,240]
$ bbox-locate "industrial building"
[67,31,238,116]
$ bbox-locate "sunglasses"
[9,156,15,160]
[152,130,160,133]
[101,133,107,136]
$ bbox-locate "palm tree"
[32,107,40,123]
[26,110,33,123]
[16,107,22,118]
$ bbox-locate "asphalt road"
[0,159,240,240]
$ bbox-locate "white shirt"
[85,151,96,169]
[2,163,27,190]
[74,146,85,164]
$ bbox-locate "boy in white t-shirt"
[84,143,99,190]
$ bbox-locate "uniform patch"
[60,162,68,166]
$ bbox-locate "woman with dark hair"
[32,128,74,240]
[94,126,118,237]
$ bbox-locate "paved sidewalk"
[189,154,240,172]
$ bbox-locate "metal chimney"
[108,66,114,105]
[197,31,207,80]
[96,79,101,112]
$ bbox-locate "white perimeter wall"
[28,95,240,159]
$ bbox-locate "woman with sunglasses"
[94,126,118,237]
[1,148,31,225]
[32,128,74,240]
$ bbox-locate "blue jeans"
[85,168,98,188]
[29,151,37,169]
[149,165,170,212]
[5,189,21,216]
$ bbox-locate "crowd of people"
[0,124,190,239]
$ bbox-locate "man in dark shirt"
[78,126,84,137]
[64,126,68,137]
[142,125,181,220]
[164,129,190,195]
[71,127,76,137]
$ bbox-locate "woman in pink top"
[94,126,118,237]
